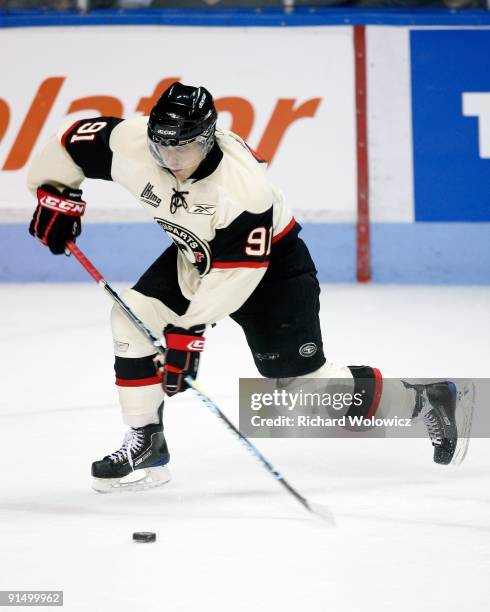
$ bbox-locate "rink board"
[3,221,490,285]
[0,14,488,283]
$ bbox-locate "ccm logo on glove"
[166,334,206,352]
[38,192,86,216]
[187,339,205,351]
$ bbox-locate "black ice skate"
[92,408,170,493]
[404,380,474,465]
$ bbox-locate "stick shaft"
[66,240,104,283]
[65,240,162,350]
[184,376,312,512]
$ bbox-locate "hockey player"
[27,82,473,492]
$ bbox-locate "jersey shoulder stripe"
[61,116,123,181]
[244,142,267,164]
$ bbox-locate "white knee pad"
[269,362,354,437]
[276,361,354,394]
[299,361,353,380]
[111,288,179,359]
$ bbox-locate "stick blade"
[307,501,336,526]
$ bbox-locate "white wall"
[0,26,357,224]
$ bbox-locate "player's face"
[149,139,206,172]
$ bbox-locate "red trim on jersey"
[115,376,161,387]
[245,143,267,164]
[272,217,296,244]
[367,368,383,418]
[211,261,269,269]
[61,121,81,148]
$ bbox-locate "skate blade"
[451,380,475,466]
[92,465,171,494]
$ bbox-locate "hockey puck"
[132,532,156,543]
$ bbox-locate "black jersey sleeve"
[210,207,273,269]
[61,116,123,180]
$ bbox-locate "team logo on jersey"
[299,342,317,358]
[187,204,216,216]
[140,183,162,208]
[155,218,211,277]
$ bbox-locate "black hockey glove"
[29,184,85,255]
[155,325,206,396]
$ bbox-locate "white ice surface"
[1,284,490,612]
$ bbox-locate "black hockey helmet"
[148,82,217,145]
[147,83,217,170]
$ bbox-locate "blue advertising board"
[411,29,490,222]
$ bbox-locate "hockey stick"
[66,240,334,523]
[184,376,334,522]
[65,241,161,347]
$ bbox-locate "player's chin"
[172,167,194,177]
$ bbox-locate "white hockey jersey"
[27,116,298,327]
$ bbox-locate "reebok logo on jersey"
[188,204,216,216]
[140,183,162,208]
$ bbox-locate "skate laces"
[109,428,146,468]
[412,391,443,446]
